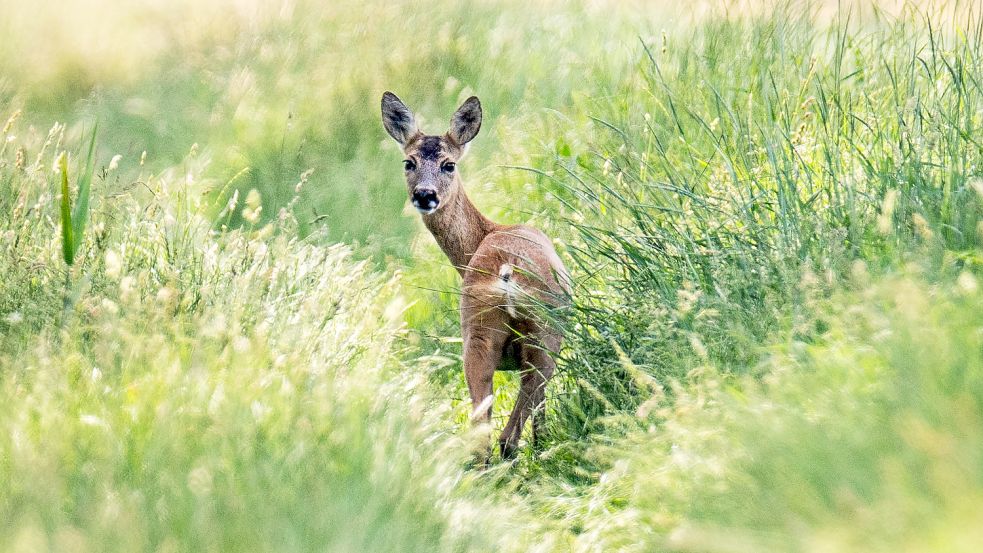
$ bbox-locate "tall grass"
[515,4,983,440]
[476,5,983,550]
[534,270,983,552]
[0,124,539,552]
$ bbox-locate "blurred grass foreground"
[2,0,983,551]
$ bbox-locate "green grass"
[521,270,983,552]
[1,0,639,260]
[0,127,531,551]
[522,1,983,441]
[1,1,983,551]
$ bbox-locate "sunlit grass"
[514,1,983,439]
[0,125,540,552]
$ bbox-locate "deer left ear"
[448,96,482,146]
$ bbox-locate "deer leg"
[499,338,556,459]
[498,365,541,460]
[461,301,509,462]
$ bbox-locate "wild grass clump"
[523,5,983,438]
[0,124,535,552]
[551,270,983,552]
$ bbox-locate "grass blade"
[58,151,75,266]
[71,123,98,244]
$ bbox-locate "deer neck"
[421,184,495,273]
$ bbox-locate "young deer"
[381,92,571,459]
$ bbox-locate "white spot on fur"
[498,264,518,318]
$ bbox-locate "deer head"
[381,92,482,214]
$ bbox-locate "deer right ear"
[381,92,417,146]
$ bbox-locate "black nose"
[411,189,439,211]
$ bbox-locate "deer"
[381,92,571,460]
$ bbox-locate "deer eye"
[441,162,455,173]
[403,159,416,171]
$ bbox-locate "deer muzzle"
[411,188,439,214]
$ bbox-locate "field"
[1,0,982,551]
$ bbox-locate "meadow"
[1,0,982,551]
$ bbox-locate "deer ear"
[448,96,482,146]
[381,92,417,146]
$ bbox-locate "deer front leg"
[461,301,509,462]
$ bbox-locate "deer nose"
[411,189,439,212]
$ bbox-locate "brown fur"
[382,92,570,460]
